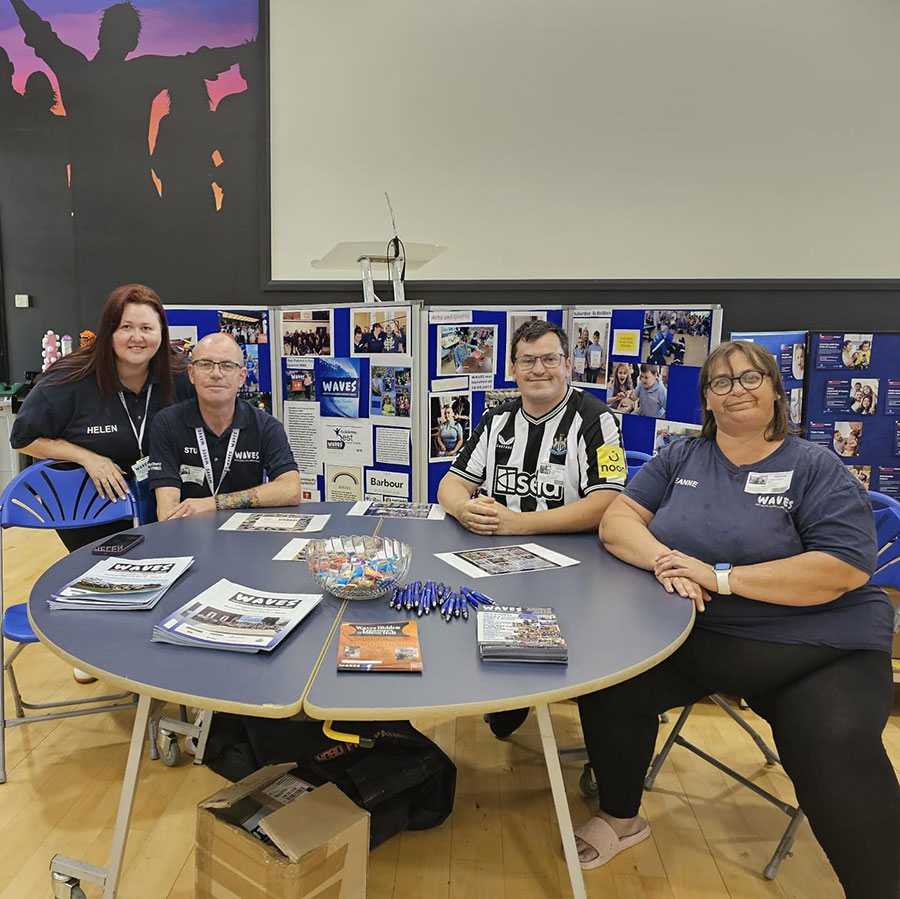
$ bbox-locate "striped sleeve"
[450,410,494,484]
[579,409,626,494]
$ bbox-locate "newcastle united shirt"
[450,387,626,512]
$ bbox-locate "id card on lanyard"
[195,427,241,497]
[119,385,152,481]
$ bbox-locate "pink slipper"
[574,816,651,870]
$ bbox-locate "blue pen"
[445,594,456,622]
[460,599,469,621]
[440,595,453,618]
[416,588,424,617]
[468,589,494,606]
[453,594,461,618]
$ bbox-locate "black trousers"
[577,628,900,899]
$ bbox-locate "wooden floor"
[3,527,899,898]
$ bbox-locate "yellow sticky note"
[596,446,627,480]
[612,329,640,355]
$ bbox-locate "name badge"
[179,464,206,486]
[538,462,566,488]
[131,456,150,482]
[744,470,794,494]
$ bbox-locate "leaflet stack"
[49,556,194,611]
[476,606,568,664]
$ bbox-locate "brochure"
[434,543,580,579]
[219,512,330,533]
[152,579,322,652]
[49,556,194,610]
[347,500,446,520]
[476,606,568,664]
[337,621,423,672]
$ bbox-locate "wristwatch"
[714,563,733,595]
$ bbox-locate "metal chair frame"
[0,461,139,783]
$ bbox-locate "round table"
[29,502,693,899]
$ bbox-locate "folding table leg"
[535,703,587,899]
[50,693,154,899]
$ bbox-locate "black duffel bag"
[202,714,456,848]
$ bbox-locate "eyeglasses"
[514,352,566,371]
[706,370,768,396]
[190,358,243,375]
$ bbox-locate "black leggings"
[577,629,900,899]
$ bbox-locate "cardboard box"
[196,763,369,899]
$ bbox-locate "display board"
[273,303,421,504]
[805,332,900,495]
[165,306,276,415]
[424,307,564,502]
[731,330,808,428]
[566,306,723,457]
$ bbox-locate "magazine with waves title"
[337,621,422,672]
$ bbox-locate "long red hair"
[44,284,184,405]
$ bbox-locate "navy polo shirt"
[148,397,297,499]
[625,434,894,653]
[11,369,193,471]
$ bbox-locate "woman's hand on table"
[653,550,716,612]
[82,453,131,502]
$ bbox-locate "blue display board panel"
[806,331,900,494]
[426,309,563,502]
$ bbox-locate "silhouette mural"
[0,0,260,375]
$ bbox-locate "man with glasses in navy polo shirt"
[148,333,301,520]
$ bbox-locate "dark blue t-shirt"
[625,435,893,652]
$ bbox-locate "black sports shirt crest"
[450,387,626,512]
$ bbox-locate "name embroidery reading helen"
[87,425,118,435]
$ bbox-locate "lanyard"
[118,384,153,455]
[195,426,241,497]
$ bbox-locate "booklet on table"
[337,621,423,672]
[152,579,322,652]
[49,556,194,611]
[476,606,568,664]
[218,512,330,533]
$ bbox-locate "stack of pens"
[388,581,494,623]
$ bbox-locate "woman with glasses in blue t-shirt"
[574,341,899,899]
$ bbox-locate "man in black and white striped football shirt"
[438,320,626,536]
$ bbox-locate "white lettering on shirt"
[234,451,260,462]
[675,477,699,488]
[756,494,795,511]
[87,425,118,435]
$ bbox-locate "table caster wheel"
[51,872,86,899]
[579,763,598,797]
[158,732,181,767]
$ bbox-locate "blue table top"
[28,503,693,719]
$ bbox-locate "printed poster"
[284,401,322,476]
[325,465,364,502]
[320,418,373,466]
[315,357,365,418]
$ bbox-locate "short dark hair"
[509,320,568,362]
[639,364,658,376]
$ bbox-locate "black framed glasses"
[706,370,769,396]
[190,358,243,375]
[514,352,566,371]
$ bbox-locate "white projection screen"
[269,0,900,282]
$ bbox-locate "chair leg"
[710,694,780,765]
[5,643,27,719]
[764,809,806,880]
[192,710,213,766]
[644,704,694,790]
[0,639,6,785]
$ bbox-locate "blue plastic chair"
[869,491,900,589]
[0,461,139,783]
[625,449,652,481]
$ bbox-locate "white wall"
[270,0,900,281]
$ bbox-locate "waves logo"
[315,357,363,418]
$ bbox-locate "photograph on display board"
[285,358,316,402]
[847,465,871,489]
[505,312,548,379]
[832,421,863,458]
[570,313,611,388]
[607,363,668,418]
[282,309,333,356]
[785,341,806,381]
[850,379,879,415]
[371,366,411,418]
[484,388,521,412]
[654,420,701,453]
[438,325,497,376]
[641,310,710,368]
[789,388,803,426]
[219,310,266,345]
[350,306,410,355]
[815,333,874,370]
[429,393,472,460]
